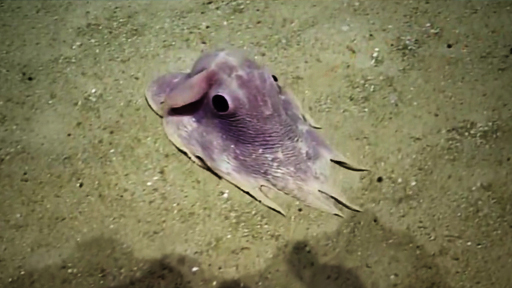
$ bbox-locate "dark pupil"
[272,74,278,82]
[212,94,229,113]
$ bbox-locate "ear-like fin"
[145,73,187,117]
[164,69,212,109]
[331,152,369,172]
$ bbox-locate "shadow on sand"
[4,212,452,288]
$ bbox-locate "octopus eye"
[272,74,278,82]
[212,94,229,113]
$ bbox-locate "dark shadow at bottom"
[4,212,453,288]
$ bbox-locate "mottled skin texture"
[146,49,368,217]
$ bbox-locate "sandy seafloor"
[0,1,511,287]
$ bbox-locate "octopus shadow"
[227,211,454,288]
[2,237,363,288]
[3,212,453,288]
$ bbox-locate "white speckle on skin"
[217,154,235,174]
